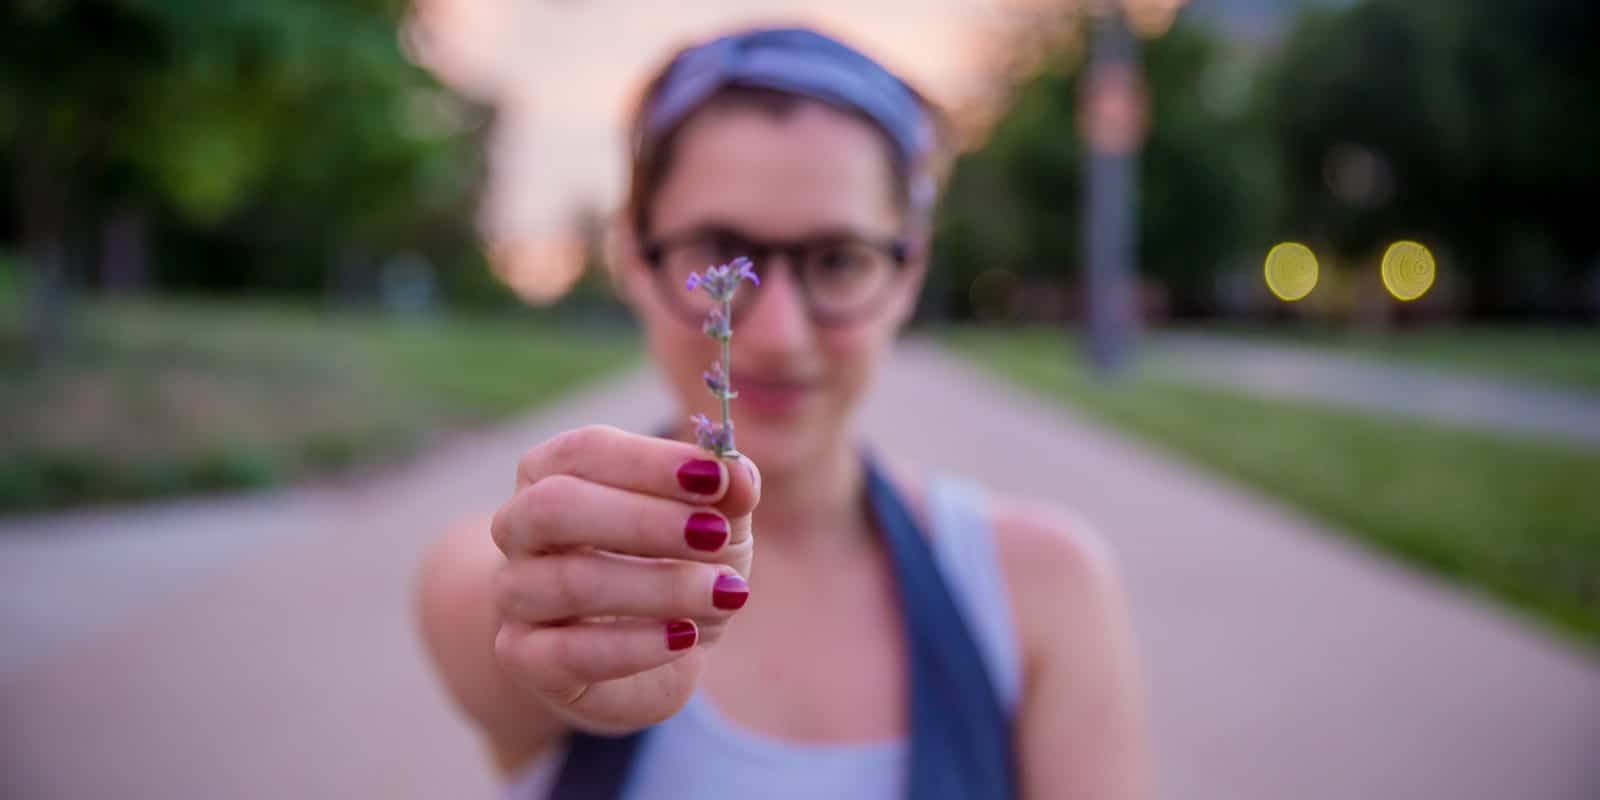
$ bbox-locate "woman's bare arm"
[414,516,566,774]
[993,500,1154,800]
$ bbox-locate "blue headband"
[641,26,936,210]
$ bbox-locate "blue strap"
[547,731,642,800]
[861,452,1018,799]
[548,450,1016,799]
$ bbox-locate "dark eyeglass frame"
[641,224,913,327]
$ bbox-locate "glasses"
[642,225,911,326]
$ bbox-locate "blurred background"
[1,1,1596,798]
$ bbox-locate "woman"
[417,25,1151,799]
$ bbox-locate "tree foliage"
[1262,0,1599,315]
[931,0,1598,319]
[0,0,491,312]
[932,17,1269,318]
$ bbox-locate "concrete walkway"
[2,343,1596,799]
[1149,334,1600,446]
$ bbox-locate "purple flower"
[690,413,734,454]
[701,308,731,341]
[703,362,735,398]
[687,258,760,303]
[732,256,759,287]
[685,257,757,458]
[691,413,715,445]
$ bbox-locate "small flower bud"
[702,308,731,341]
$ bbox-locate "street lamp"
[1078,0,1185,377]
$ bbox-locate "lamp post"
[1078,0,1176,377]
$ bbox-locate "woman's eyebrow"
[657,221,756,240]
[793,226,887,243]
[725,221,890,242]
[659,219,896,245]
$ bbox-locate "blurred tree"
[1140,21,1273,314]
[931,17,1267,319]
[0,0,490,358]
[0,0,163,357]
[931,63,1071,319]
[1261,0,1599,316]
[935,0,1597,322]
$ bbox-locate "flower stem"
[719,294,734,456]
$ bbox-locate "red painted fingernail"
[712,574,749,610]
[677,459,722,495]
[684,512,728,551]
[666,620,697,651]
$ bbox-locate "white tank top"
[506,473,1022,800]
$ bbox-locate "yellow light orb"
[1264,242,1319,302]
[1381,240,1436,301]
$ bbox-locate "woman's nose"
[735,254,812,346]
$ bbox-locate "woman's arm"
[993,500,1154,800]
[414,516,566,774]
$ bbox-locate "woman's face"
[621,101,924,476]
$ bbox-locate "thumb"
[717,454,760,525]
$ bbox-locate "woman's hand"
[489,425,759,735]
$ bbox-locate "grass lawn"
[947,327,1600,649]
[0,295,636,512]
[1194,324,1600,394]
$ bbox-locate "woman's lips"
[734,375,816,416]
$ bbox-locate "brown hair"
[623,58,952,239]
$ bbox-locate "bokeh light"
[1264,242,1319,302]
[1381,240,1436,301]
[488,232,587,305]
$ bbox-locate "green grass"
[947,327,1600,649]
[1196,325,1600,394]
[0,296,636,512]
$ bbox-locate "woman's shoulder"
[984,492,1122,592]
[901,468,1124,612]
[979,490,1131,670]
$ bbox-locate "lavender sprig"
[684,256,759,459]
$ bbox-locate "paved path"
[3,343,1597,799]
[1149,334,1600,446]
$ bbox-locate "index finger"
[517,425,760,518]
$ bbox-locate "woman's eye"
[681,241,721,264]
[713,239,749,262]
[814,247,871,280]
